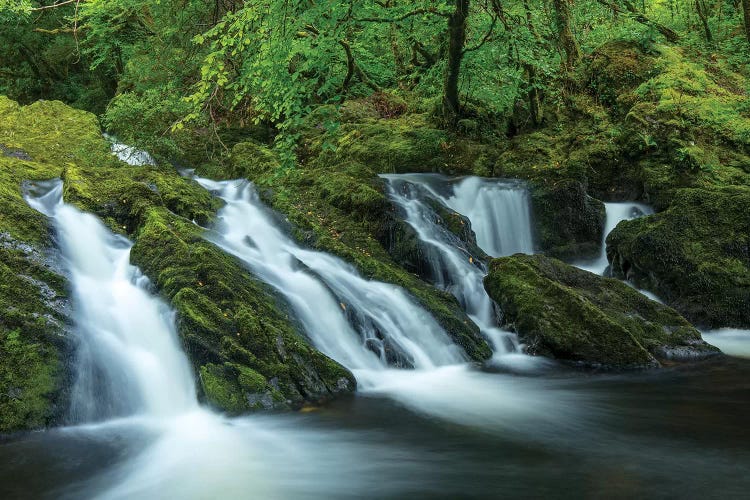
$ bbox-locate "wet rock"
[530,179,605,261]
[0,144,32,161]
[484,254,719,369]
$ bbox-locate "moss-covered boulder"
[530,179,605,260]
[586,40,659,112]
[607,187,750,328]
[131,208,354,412]
[484,254,719,369]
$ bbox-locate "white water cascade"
[194,177,465,373]
[18,164,590,499]
[380,174,546,370]
[574,202,653,276]
[103,133,156,166]
[25,180,196,421]
[25,179,432,499]
[385,174,535,257]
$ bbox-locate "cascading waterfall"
[193,177,465,373]
[574,202,653,276]
[25,178,425,499]
[386,174,535,257]
[380,174,541,369]
[25,180,196,421]
[192,175,579,430]
[17,149,588,498]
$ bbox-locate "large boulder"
[530,179,605,260]
[607,187,750,328]
[484,254,719,369]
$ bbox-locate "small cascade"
[383,174,535,257]
[575,202,653,276]
[381,174,543,370]
[103,133,156,166]
[25,180,196,421]
[194,177,465,372]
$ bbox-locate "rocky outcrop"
[530,179,605,260]
[607,187,750,328]
[130,207,354,412]
[484,254,719,369]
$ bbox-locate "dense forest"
[1,1,749,498]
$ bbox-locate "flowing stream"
[380,174,545,371]
[574,201,653,276]
[6,170,750,499]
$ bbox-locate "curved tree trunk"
[443,0,469,127]
[553,0,580,71]
[743,0,750,43]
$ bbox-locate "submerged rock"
[483,254,719,369]
[530,179,605,260]
[607,187,750,329]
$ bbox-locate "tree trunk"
[743,0,750,43]
[595,0,680,42]
[443,0,469,127]
[552,0,580,71]
[524,63,544,127]
[695,0,713,43]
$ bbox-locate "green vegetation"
[1,0,750,427]
[484,254,719,368]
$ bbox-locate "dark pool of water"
[2,356,749,499]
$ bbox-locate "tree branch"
[31,0,82,11]
[353,7,450,23]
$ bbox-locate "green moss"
[0,237,68,432]
[0,96,116,170]
[484,254,718,368]
[530,179,605,260]
[0,329,60,432]
[130,207,355,411]
[586,40,659,111]
[199,362,281,413]
[608,186,750,328]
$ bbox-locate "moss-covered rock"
[607,187,750,328]
[0,96,93,432]
[130,207,354,413]
[484,254,719,369]
[586,40,659,112]
[530,179,605,260]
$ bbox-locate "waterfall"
[103,133,156,166]
[381,174,546,370]
[574,202,653,276]
[383,174,534,257]
[25,180,196,421]
[194,177,465,372]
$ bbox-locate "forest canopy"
[1,0,749,164]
